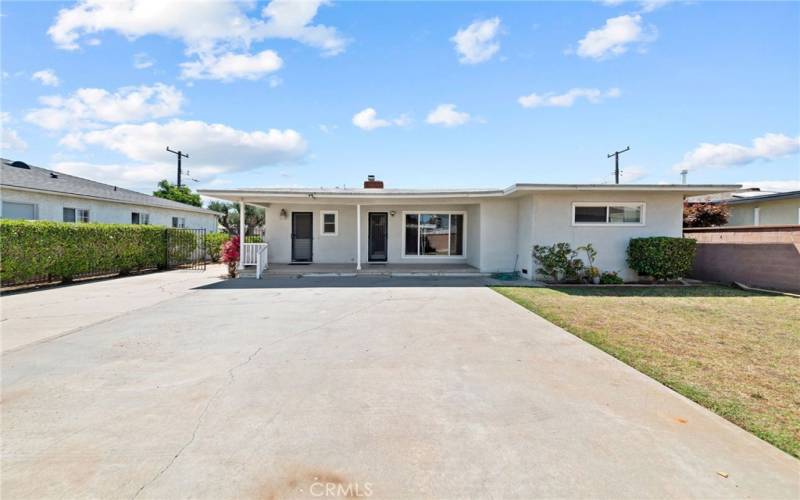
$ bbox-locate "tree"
[206,200,265,236]
[683,202,729,227]
[153,180,202,207]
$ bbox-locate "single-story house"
[200,176,737,280]
[722,190,800,226]
[1,158,219,232]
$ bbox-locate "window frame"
[401,210,467,259]
[172,216,186,228]
[132,212,150,225]
[571,202,646,227]
[319,210,338,236]
[2,201,38,220]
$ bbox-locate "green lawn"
[493,285,800,457]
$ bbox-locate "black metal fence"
[166,228,207,271]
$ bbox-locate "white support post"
[238,199,245,270]
[356,204,362,270]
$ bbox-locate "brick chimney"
[363,174,384,189]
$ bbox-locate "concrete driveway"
[2,272,798,499]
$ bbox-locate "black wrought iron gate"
[166,228,206,270]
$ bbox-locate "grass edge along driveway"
[492,285,800,458]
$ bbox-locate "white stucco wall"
[478,198,519,273]
[263,203,477,265]
[525,191,684,281]
[0,188,218,232]
[728,198,800,226]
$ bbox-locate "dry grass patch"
[493,285,800,457]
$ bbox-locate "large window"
[403,212,465,257]
[2,201,37,220]
[573,203,644,225]
[63,207,89,223]
[172,216,186,228]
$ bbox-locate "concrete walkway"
[1,274,798,499]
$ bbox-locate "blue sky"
[1,0,798,197]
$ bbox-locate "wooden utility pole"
[607,146,630,184]
[166,147,189,187]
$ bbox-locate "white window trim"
[172,216,186,228]
[401,210,467,259]
[319,210,338,236]
[65,207,90,223]
[571,202,646,227]
[132,212,150,225]
[753,207,760,226]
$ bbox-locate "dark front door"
[291,212,313,262]
[368,212,388,262]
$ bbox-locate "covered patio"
[241,262,487,278]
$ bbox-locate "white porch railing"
[242,243,268,266]
[255,244,269,279]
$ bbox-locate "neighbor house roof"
[721,190,800,205]
[1,159,217,215]
[199,183,742,202]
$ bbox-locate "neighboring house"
[1,158,218,232]
[723,191,800,226]
[200,176,737,280]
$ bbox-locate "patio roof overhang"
[199,183,742,205]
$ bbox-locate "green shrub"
[244,235,263,243]
[627,237,696,280]
[599,271,624,284]
[0,220,166,285]
[205,232,230,262]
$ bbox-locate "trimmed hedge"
[1,220,167,285]
[205,232,230,262]
[627,236,696,280]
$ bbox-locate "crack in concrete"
[131,346,263,499]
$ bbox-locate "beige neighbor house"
[200,176,737,280]
[723,191,800,226]
[1,158,219,232]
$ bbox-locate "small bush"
[599,271,624,284]
[0,220,166,285]
[205,232,230,262]
[627,237,696,280]
[244,235,263,243]
[532,243,575,282]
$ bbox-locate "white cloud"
[619,165,647,183]
[61,119,307,173]
[451,17,502,64]
[425,104,471,127]
[32,69,60,87]
[518,87,621,108]
[352,108,409,131]
[268,75,283,88]
[133,52,154,69]
[738,180,800,193]
[54,161,172,189]
[599,0,671,12]
[673,133,800,171]
[1,112,28,152]
[258,0,348,57]
[25,83,184,130]
[180,50,283,81]
[48,0,347,59]
[576,14,657,59]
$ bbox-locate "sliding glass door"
[403,212,465,257]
